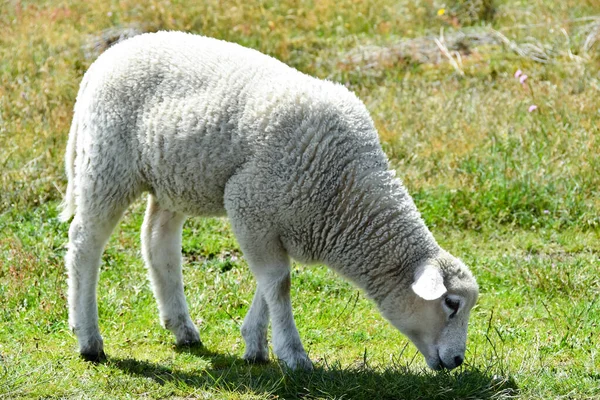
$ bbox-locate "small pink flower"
[514,69,523,79]
[519,74,528,85]
[528,105,538,112]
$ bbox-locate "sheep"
[61,31,479,370]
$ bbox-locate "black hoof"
[80,350,107,363]
[244,354,270,365]
[175,339,203,349]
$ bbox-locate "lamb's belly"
[152,182,227,216]
[144,152,239,217]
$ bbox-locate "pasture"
[0,0,598,398]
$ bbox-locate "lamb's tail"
[59,116,78,222]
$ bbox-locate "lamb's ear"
[411,264,447,300]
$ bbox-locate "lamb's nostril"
[454,356,464,367]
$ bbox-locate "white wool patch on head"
[411,264,447,300]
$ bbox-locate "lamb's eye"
[444,297,460,318]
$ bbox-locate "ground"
[0,0,599,398]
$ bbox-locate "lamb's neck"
[320,172,440,302]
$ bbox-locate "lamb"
[60,31,479,371]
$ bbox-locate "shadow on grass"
[108,346,518,399]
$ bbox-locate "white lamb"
[61,31,479,370]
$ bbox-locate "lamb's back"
[76,32,379,217]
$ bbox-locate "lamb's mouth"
[424,356,445,370]
[433,352,447,370]
[438,357,448,370]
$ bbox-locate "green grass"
[1,0,599,398]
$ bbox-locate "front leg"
[257,269,312,370]
[241,288,269,363]
[235,231,311,369]
[225,169,312,370]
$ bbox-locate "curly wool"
[62,31,440,299]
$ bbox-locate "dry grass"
[2,1,599,227]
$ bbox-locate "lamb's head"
[378,252,478,370]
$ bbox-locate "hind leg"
[141,195,200,347]
[67,207,126,361]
